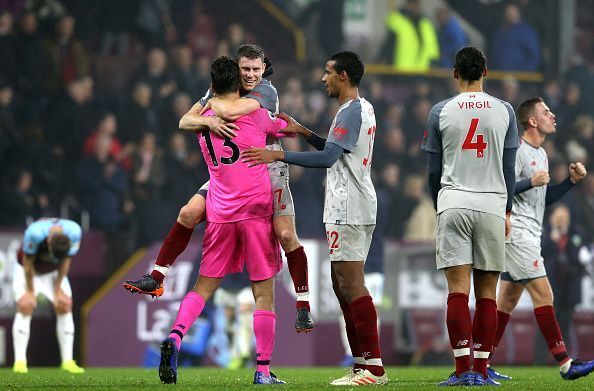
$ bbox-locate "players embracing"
[124,44,313,333]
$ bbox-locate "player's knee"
[178,203,204,227]
[276,229,297,251]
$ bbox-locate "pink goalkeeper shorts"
[200,216,281,281]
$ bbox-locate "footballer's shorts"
[325,223,375,262]
[195,166,295,219]
[12,263,72,303]
[501,242,546,283]
[200,216,281,281]
[435,208,505,272]
[269,165,295,218]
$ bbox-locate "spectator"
[0,168,50,227]
[575,176,594,244]
[133,47,177,123]
[96,0,136,56]
[83,111,132,171]
[379,163,405,240]
[541,205,587,349]
[0,83,24,167]
[435,7,466,68]
[14,11,47,120]
[384,0,440,71]
[43,15,90,95]
[402,175,436,241]
[489,3,540,71]
[78,134,130,231]
[131,131,168,245]
[119,81,160,145]
[134,0,175,49]
[172,45,203,99]
[0,10,17,87]
[565,115,594,170]
[185,3,217,58]
[163,132,205,209]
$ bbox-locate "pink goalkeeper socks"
[168,291,205,349]
[254,310,276,376]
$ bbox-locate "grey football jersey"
[324,97,377,225]
[422,91,519,218]
[509,140,548,245]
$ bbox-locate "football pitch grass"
[2,366,593,390]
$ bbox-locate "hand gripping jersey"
[422,92,519,218]
[324,97,377,225]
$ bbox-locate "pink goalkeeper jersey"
[199,108,287,223]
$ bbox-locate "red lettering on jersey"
[458,102,465,109]
[333,126,347,140]
[533,259,539,269]
[468,102,475,109]
[531,161,536,166]
[249,91,262,98]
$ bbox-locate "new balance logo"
[456,340,469,347]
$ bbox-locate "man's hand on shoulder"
[242,147,284,167]
[278,113,307,137]
[569,162,587,184]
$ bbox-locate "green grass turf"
[1,366,593,390]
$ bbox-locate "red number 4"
[462,118,487,158]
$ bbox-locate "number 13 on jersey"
[462,118,487,158]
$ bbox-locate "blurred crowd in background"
[0,0,593,275]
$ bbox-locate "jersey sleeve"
[198,88,214,107]
[250,109,288,137]
[421,103,443,153]
[327,99,362,152]
[62,220,82,256]
[244,82,278,113]
[515,144,528,177]
[22,223,45,255]
[504,103,520,149]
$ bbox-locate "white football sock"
[560,359,573,373]
[56,312,75,363]
[12,312,32,362]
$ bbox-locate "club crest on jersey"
[422,130,428,145]
[333,126,347,140]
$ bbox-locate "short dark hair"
[328,51,364,86]
[50,233,71,260]
[210,56,240,95]
[454,47,487,81]
[236,44,265,62]
[517,97,544,129]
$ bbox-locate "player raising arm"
[487,97,593,381]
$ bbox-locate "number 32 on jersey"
[462,118,487,158]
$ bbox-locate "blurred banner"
[81,237,594,367]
